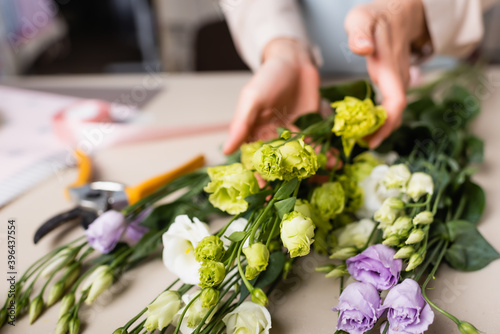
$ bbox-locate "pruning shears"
[33,150,205,243]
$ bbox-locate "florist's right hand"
[223,38,321,155]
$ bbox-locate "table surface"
[1,70,499,334]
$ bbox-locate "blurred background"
[1,0,499,78]
[0,0,250,77]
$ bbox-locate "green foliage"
[445,220,500,271]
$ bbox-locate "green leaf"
[445,220,499,271]
[294,113,323,131]
[255,252,286,288]
[245,189,273,207]
[443,84,480,124]
[464,135,484,164]
[458,181,486,225]
[274,178,298,200]
[320,80,374,103]
[274,197,297,219]
[225,231,247,243]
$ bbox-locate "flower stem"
[249,198,277,245]
[265,215,280,247]
[421,241,460,325]
[173,292,201,334]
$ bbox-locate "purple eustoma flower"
[346,244,402,291]
[123,208,151,246]
[379,279,434,334]
[85,210,127,253]
[333,282,382,334]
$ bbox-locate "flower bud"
[282,259,293,279]
[81,265,108,291]
[329,247,358,260]
[294,199,313,219]
[144,291,181,331]
[41,248,76,278]
[195,235,225,263]
[112,328,128,334]
[384,197,405,209]
[382,164,411,189]
[0,308,6,327]
[86,266,113,305]
[59,293,75,318]
[281,211,316,258]
[315,264,335,273]
[406,252,425,271]
[243,243,269,272]
[200,288,219,309]
[458,321,481,334]
[55,313,71,334]
[245,265,260,281]
[311,182,345,220]
[325,265,348,278]
[47,281,65,307]
[407,172,434,201]
[280,129,291,140]
[413,211,434,225]
[69,317,80,334]
[394,246,415,259]
[374,198,404,227]
[406,229,425,244]
[388,216,413,238]
[251,288,268,307]
[29,295,44,324]
[199,261,226,288]
[15,297,28,318]
[62,262,81,289]
[240,140,263,170]
[382,236,400,247]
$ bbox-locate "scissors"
[33,150,205,243]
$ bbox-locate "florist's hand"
[223,38,320,155]
[345,0,430,148]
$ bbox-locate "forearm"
[220,0,312,71]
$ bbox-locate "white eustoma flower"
[406,172,434,201]
[382,164,411,190]
[223,301,272,334]
[174,293,218,334]
[337,219,376,249]
[162,215,211,285]
[356,165,401,219]
[221,218,249,249]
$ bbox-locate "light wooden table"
[1,70,499,333]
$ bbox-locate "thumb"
[345,6,376,56]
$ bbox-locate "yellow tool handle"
[65,150,93,198]
[125,154,205,205]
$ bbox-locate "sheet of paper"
[0,86,78,207]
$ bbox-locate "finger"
[345,5,376,56]
[223,87,262,155]
[365,17,407,148]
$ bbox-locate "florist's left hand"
[345,0,430,148]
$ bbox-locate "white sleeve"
[421,0,499,57]
[220,0,312,71]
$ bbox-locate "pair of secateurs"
[33,150,205,243]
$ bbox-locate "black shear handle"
[33,207,97,244]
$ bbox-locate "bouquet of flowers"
[3,66,497,334]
